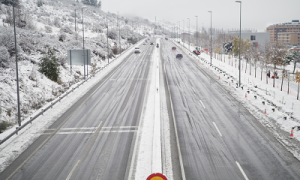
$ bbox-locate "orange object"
[147,173,168,180]
[245,93,247,98]
[264,109,266,114]
[219,76,220,79]
[290,128,294,138]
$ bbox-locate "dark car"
[165,38,168,40]
[150,43,154,45]
[156,43,159,48]
[193,50,200,55]
[172,47,176,50]
[176,54,183,59]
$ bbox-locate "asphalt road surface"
[0,41,154,180]
[161,39,300,180]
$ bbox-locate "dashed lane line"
[199,100,206,109]
[236,161,249,180]
[213,122,222,137]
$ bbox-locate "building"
[227,30,270,48]
[266,20,300,43]
[277,32,300,46]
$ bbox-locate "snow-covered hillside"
[0,0,158,131]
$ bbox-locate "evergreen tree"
[38,48,60,82]
[0,0,20,7]
[284,50,300,73]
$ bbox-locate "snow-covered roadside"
[171,39,300,160]
[133,38,171,179]
[0,39,145,173]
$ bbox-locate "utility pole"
[107,17,109,64]
[208,11,212,66]
[13,2,21,127]
[195,16,198,47]
[75,9,77,32]
[187,18,190,51]
[82,7,86,79]
[236,1,242,87]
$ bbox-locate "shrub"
[53,17,61,28]
[0,45,10,68]
[0,121,12,133]
[60,26,73,34]
[107,29,117,40]
[59,33,66,42]
[38,48,60,82]
[45,25,52,33]
[37,0,43,7]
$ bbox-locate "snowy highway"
[0,42,153,180]
[161,39,300,180]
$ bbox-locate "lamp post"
[75,9,77,32]
[82,7,87,79]
[195,16,198,48]
[106,17,109,64]
[179,21,180,43]
[183,20,185,48]
[187,18,190,51]
[236,1,242,87]
[208,11,212,66]
[12,2,21,126]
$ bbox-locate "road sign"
[146,173,167,180]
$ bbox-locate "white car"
[134,47,140,53]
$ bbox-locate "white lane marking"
[192,87,196,94]
[236,161,249,180]
[66,160,81,180]
[199,100,206,109]
[213,122,222,137]
[46,126,138,131]
[43,130,138,135]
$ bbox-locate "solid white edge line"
[199,100,206,109]
[236,161,249,180]
[213,122,222,137]
[66,160,81,180]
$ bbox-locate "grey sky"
[101,0,300,32]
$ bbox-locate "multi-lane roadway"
[1,38,300,180]
[0,42,153,180]
[161,39,300,180]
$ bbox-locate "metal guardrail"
[0,39,145,145]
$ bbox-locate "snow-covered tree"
[0,45,10,68]
[284,50,300,74]
[38,48,60,82]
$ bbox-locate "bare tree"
[269,41,287,87]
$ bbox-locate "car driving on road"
[172,47,176,50]
[176,54,183,59]
[134,47,140,53]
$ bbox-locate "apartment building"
[277,32,300,46]
[266,20,300,43]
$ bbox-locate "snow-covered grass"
[172,38,300,160]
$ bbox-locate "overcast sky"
[101,0,300,32]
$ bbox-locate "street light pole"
[195,16,198,48]
[12,3,21,127]
[187,18,190,51]
[179,21,180,43]
[107,17,109,64]
[236,1,242,87]
[82,7,86,79]
[183,20,185,48]
[208,11,212,66]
